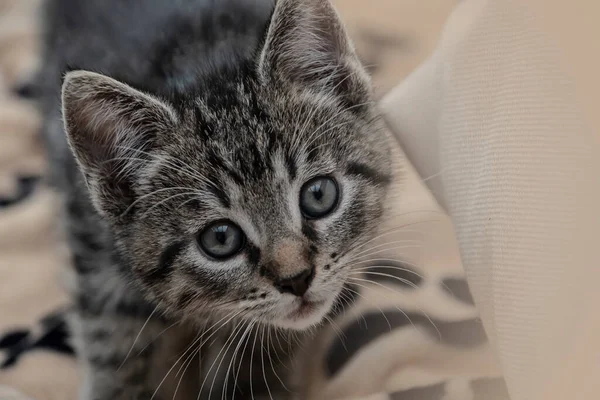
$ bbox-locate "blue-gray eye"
[300,177,339,219]
[197,221,245,259]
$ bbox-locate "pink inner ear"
[64,97,132,173]
[62,71,175,175]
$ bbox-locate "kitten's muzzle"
[274,266,315,297]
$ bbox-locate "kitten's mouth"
[285,299,325,322]
[274,294,336,330]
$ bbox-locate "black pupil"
[215,226,228,244]
[312,185,324,200]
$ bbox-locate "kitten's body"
[38,0,391,398]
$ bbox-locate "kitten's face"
[125,86,389,330]
[61,0,391,330]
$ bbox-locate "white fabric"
[382,1,600,399]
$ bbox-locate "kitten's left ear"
[62,71,177,218]
[258,0,369,97]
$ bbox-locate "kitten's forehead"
[179,78,348,175]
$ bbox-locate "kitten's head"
[62,0,391,330]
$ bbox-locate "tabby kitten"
[39,0,391,398]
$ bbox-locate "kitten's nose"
[274,267,315,297]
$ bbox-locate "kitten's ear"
[62,71,177,218]
[258,0,369,97]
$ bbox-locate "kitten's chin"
[272,297,334,331]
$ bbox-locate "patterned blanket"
[0,1,508,399]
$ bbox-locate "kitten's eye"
[300,177,339,219]
[197,221,245,259]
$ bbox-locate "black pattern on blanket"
[0,309,74,369]
[0,1,508,399]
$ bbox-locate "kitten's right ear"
[258,0,369,97]
[62,71,177,218]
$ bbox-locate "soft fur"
[38,0,391,398]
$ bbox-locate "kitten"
[38,0,391,398]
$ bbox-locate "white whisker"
[223,322,255,400]
[118,306,158,371]
[324,315,347,352]
[136,320,179,357]
[118,186,201,218]
[140,192,199,219]
[205,322,245,400]
[266,328,290,392]
[346,257,426,276]
[260,325,274,400]
[249,324,260,400]
[349,270,419,290]
[343,219,442,255]
[342,285,390,330]
[349,242,426,260]
[347,277,441,341]
[151,310,242,400]
[232,321,257,400]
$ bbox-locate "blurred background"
[0,0,458,398]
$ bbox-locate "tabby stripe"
[247,244,261,266]
[147,241,185,282]
[363,262,424,288]
[301,221,319,242]
[346,161,391,185]
[249,142,267,180]
[285,152,297,181]
[207,183,231,208]
[206,151,245,186]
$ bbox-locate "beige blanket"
[382,0,600,399]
